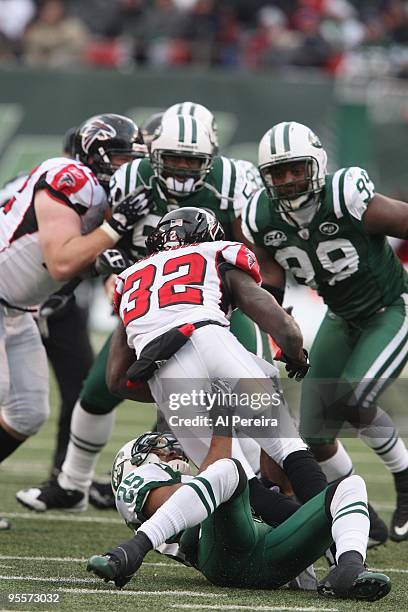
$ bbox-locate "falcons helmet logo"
[81,119,117,153]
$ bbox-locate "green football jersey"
[243,166,408,320]
[110,155,250,256]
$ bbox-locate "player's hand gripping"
[278,348,310,381]
[95,248,133,276]
[108,187,154,236]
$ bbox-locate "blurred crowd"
[1,0,407,77]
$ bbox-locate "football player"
[242,121,408,543]
[0,113,150,501]
[16,115,278,513]
[87,430,391,602]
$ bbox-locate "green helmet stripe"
[189,103,196,116]
[177,103,183,114]
[269,125,278,155]
[125,162,132,195]
[178,115,185,142]
[283,122,291,152]
[191,117,197,144]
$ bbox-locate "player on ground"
[0,113,150,498]
[242,121,408,543]
[87,430,391,602]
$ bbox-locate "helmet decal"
[82,119,117,154]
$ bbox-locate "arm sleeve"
[39,161,105,215]
[218,242,262,284]
[112,274,125,315]
[343,166,376,221]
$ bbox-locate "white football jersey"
[115,462,192,529]
[114,240,261,356]
[0,157,107,308]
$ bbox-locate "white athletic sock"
[330,475,370,562]
[318,440,354,484]
[139,458,239,549]
[58,401,115,492]
[359,407,408,473]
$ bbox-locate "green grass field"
[0,343,407,612]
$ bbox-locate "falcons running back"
[87,431,391,602]
[113,216,261,357]
[0,113,152,502]
[109,207,326,499]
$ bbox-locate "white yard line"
[3,511,123,524]
[1,555,407,575]
[53,587,225,598]
[170,606,338,611]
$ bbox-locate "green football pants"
[300,293,408,444]
[181,482,332,588]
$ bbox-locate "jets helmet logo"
[81,119,116,153]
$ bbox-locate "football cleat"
[89,481,116,510]
[318,551,391,601]
[367,503,388,548]
[390,489,408,542]
[87,553,134,588]
[87,533,151,588]
[16,480,86,512]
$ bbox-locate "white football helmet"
[258,121,327,212]
[164,101,218,153]
[111,432,190,493]
[150,113,213,197]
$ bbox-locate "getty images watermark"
[167,387,282,429]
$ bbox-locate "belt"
[126,320,226,387]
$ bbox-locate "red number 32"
[123,252,207,325]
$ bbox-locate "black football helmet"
[146,206,225,254]
[62,126,77,157]
[73,113,145,189]
[140,111,164,150]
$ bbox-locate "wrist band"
[100,222,121,244]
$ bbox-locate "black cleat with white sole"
[87,532,153,588]
[318,551,391,602]
[16,480,86,512]
[390,489,408,542]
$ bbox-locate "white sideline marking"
[2,556,408,575]
[170,606,338,611]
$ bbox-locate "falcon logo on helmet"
[82,119,117,154]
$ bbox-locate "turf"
[0,348,407,611]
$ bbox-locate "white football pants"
[149,324,307,477]
[0,309,49,437]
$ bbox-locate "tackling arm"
[35,191,115,281]
[225,266,303,361]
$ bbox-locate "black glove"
[107,188,154,237]
[95,248,133,276]
[279,349,310,381]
